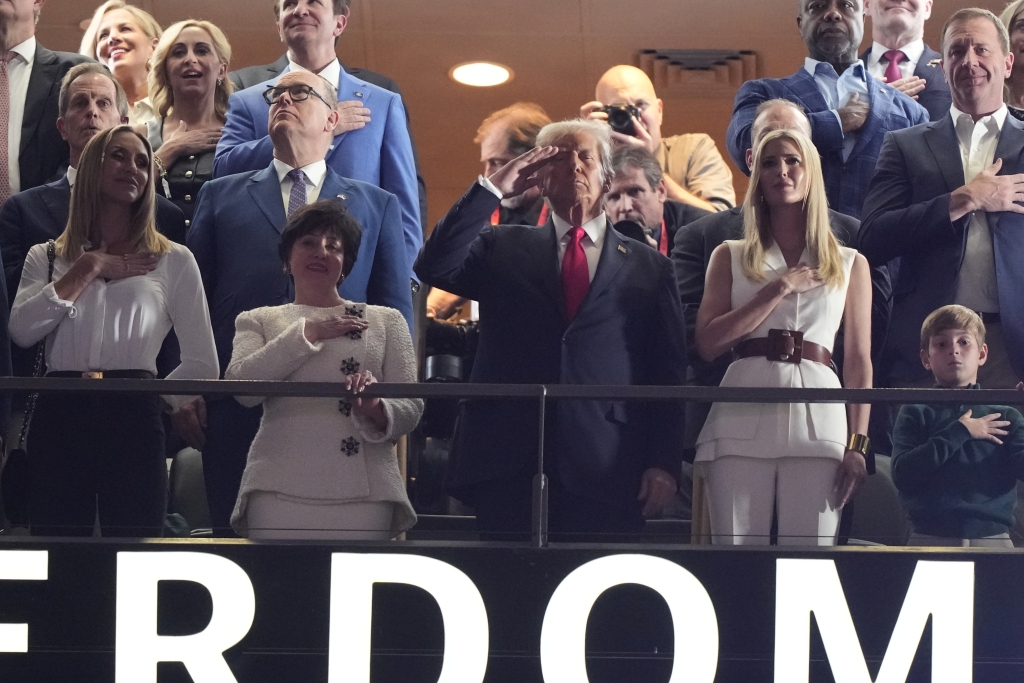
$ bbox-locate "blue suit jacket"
[859,113,1024,383]
[415,183,689,512]
[187,163,412,380]
[213,68,421,274]
[727,66,929,218]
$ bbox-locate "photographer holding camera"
[581,65,735,212]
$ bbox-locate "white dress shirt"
[65,166,77,187]
[287,56,341,97]
[804,57,871,162]
[951,104,1005,313]
[274,158,328,210]
[478,175,605,281]
[128,96,157,128]
[8,242,220,410]
[6,36,35,196]
[865,39,925,81]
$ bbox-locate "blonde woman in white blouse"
[9,125,218,536]
[226,200,421,541]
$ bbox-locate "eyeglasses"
[262,83,333,108]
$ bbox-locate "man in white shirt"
[0,0,89,200]
[727,0,928,219]
[861,0,952,121]
[860,7,1024,390]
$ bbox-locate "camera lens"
[605,105,638,136]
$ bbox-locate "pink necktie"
[0,52,15,203]
[562,226,589,320]
[882,49,906,85]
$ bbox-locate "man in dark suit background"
[0,64,185,310]
[604,146,710,254]
[0,0,90,200]
[189,69,411,534]
[416,118,688,540]
[861,0,951,122]
[860,7,1024,390]
[229,0,428,234]
[726,0,928,219]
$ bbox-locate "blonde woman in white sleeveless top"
[694,130,872,546]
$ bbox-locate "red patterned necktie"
[561,226,589,320]
[882,49,906,85]
[0,51,15,203]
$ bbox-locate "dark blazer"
[860,113,1024,383]
[415,182,689,512]
[187,162,412,379]
[660,199,711,254]
[19,45,91,192]
[230,54,428,234]
[859,44,951,123]
[726,66,929,218]
[0,175,186,304]
[216,67,421,273]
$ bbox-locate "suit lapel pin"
[337,194,347,201]
[354,91,363,98]
[927,58,941,68]
[617,244,627,254]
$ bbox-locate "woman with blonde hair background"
[694,129,872,546]
[9,125,218,536]
[80,1,162,125]
[145,19,233,225]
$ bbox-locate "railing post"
[532,385,549,548]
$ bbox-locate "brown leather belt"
[734,329,831,367]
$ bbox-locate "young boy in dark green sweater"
[891,305,1024,547]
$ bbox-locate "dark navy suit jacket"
[415,183,689,512]
[214,69,421,274]
[727,66,929,218]
[860,113,1024,383]
[859,44,951,123]
[187,163,412,380]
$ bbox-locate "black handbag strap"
[15,240,56,451]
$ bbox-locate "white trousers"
[245,491,394,541]
[707,456,841,546]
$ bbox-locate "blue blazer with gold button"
[188,162,412,379]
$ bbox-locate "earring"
[339,274,346,283]
[217,78,223,86]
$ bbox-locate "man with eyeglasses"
[189,69,412,536]
[213,0,421,278]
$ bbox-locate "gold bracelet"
[847,433,871,456]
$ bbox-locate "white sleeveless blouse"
[695,240,856,462]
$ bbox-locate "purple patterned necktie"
[287,168,307,216]
[0,52,15,203]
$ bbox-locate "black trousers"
[469,471,646,543]
[28,391,166,537]
[203,398,262,536]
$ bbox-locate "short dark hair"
[59,62,129,120]
[278,200,362,280]
[610,146,663,190]
[273,0,350,19]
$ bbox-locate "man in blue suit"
[860,8,1024,390]
[189,69,411,534]
[416,119,688,541]
[213,0,421,275]
[861,0,951,122]
[726,0,928,219]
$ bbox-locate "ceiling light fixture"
[450,62,513,87]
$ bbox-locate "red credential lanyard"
[491,204,550,227]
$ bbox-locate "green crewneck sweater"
[891,385,1024,538]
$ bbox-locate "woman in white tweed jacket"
[225,201,421,540]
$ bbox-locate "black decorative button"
[340,357,360,375]
[345,305,364,318]
[346,329,363,340]
[338,399,352,417]
[341,436,360,456]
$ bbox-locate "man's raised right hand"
[487,145,560,198]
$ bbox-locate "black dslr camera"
[601,103,642,136]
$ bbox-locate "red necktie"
[0,52,15,203]
[882,49,906,85]
[562,226,589,320]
